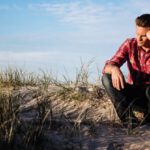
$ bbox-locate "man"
[102,14,150,128]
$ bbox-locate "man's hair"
[135,14,150,27]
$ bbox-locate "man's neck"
[142,46,150,52]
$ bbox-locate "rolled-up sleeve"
[102,39,130,73]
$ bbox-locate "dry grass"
[0,64,146,149]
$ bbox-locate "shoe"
[140,114,150,125]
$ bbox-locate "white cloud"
[28,0,150,28]
[0,51,51,62]
[130,0,150,13]
[0,51,93,63]
[0,51,46,62]
[0,50,97,76]
[0,4,22,11]
[28,2,112,25]
[2,0,126,25]
[29,3,112,24]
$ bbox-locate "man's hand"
[111,66,125,91]
[146,30,150,40]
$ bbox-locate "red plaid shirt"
[103,38,150,85]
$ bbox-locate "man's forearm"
[104,64,125,90]
[104,64,120,74]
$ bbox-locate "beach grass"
[0,65,145,149]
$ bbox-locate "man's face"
[136,25,150,47]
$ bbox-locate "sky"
[0,0,150,81]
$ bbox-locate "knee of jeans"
[101,74,112,89]
[146,86,150,101]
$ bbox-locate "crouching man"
[102,14,150,128]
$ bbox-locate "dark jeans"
[102,74,150,123]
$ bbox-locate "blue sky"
[0,0,150,80]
